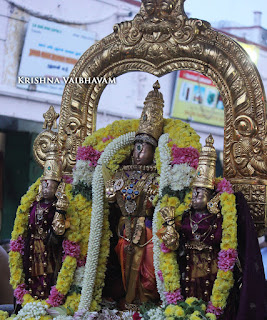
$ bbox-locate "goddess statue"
[10,139,69,306]
[159,135,265,319]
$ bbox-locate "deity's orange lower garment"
[115,225,158,303]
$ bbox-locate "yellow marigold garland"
[158,193,192,293]
[209,193,237,310]
[90,203,112,311]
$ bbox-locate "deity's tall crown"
[193,134,217,190]
[41,137,62,182]
[135,80,164,145]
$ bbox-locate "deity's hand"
[159,206,179,250]
[51,182,69,235]
[56,182,69,212]
[52,212,66,236]
[105,179,116,203]
[162,225,179,250]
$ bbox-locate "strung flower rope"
[152,202,166,304]
[158,133,171,197]
[79,132,135,311]
[154,130,197,305]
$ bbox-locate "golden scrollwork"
[33,106,61,170]
[34,0,267,234]
[43,106,59,130]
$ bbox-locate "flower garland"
[9,180,81,313]
[78,132,135,312]
[70,118,201,312]
[152,202,166,303]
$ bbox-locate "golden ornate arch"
[34,0,267,234]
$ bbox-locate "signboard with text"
[171,70,224,127]
[171,41,260,127]
[17,17,96,95]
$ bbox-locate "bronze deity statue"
[23,136,69,301]
[104,81,164,307]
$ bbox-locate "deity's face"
[41,179,59,202]
[142,0,178,16]
[142,0,156,15]
[191,187,212,212]
[159,0,177,15]
[133,141,155,165]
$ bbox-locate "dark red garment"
[180,209,223,302]
[23,200,62,299]
[232,192,265,320]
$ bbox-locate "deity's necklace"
[189,211,213,233]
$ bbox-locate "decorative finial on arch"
[43,106,59,130]
[206,133,215,147]
[141,0,186,19]
[153,80,160,90]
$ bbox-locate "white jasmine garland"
[158,133,171,197]
[73,266,85,287]
[121,310,135,319]
[152,202,166,303]
[82,308,120,319]
[168,163,196,191]
[13,302,48,320]
[79,132,135,312]
[73,160,95,186]
[79,163,104,311]
[141,306,165,320]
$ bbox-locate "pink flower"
[76,146,102,167]
[164,289,183,304]
[62,175,73,184]
[218,249,238,271]
[216,178,233,194]
[206,301,223,317]
[77,255,87,267]
[157,270,164,282]
[14,283,28,304]
[63,240,81,260]
[10,236,24,254]
[133,312,142,320]
[171,145,199,169]
[160,242,171,253]
[46,286,65,307]
[102,135,114,143]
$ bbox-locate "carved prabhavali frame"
[33,0,267,235]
